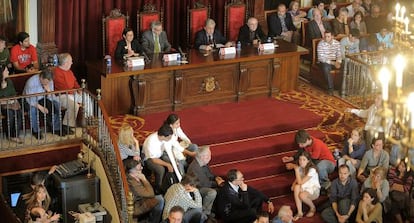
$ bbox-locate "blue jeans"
[30,98,61,132]
[149,195,164,223]
[321,198,352,223]
[317,160,335,189]
[183,208,206,223]
[319,62,335,91]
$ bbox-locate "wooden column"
[36,0,58,65]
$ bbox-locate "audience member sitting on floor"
[338,127,366,176]
[340,28,360,59]
[361,167,389,209]
[53,53,84,134]
[237,17,266,46]
[23,68,68,139]
[254,211,270,223]
[143,124,181,193]
[306,8,332,47]
[356,137,389,183]
[0,35,10,67]
[286,151,320,221]
[387,160,413,223]
[15,166,57,222]
[124,159,164,223]
[321,164,360,223]
[22,184,59,223]
[28,206,60,223]
[194,18,231,50]
[162,172,205,223]
[216,169,274,223]
[141,21,171,55]
[356,188,382,223]
[267,3,296,42]
[346,94,389,146]
[114,27,144,60]
[161,205,185,223]
[283,129,335,194]
[332,7,349,38]
[187,146,224,220]
[272,205,293,223]
[0,65,23,143]
[316,30,342,95]
[118,124,140,161]
[164,113,198,174]
[10,31,38,73]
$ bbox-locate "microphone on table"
[178,46,184,56]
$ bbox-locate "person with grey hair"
[238,17,266,46]
[272,205,293,223]
[194,18,231,50]
[23,68,68,139]
[187,146,224,220]
[141,20,171,55]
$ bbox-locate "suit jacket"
[216,182,251,218]
[306,20,332,47]
[194,29,227,49]
[114,39,144,60]
[267,13,296,37]
[141,30,171,55]
[187,159,218,188]
[237,24,266,46]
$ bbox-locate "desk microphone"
[141,51,150,63]
[213,38,217,49]
[256,34,261,44]
[178,46,184,55]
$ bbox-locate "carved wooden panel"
[239,59,273,100]
[139,71,174,114]
[177,64,239,108]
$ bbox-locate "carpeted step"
[209,130,325,165]
[211,152,297,180]
[247,173,296,198]
[138,98,326,145]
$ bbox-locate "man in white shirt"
[143,124,182,192]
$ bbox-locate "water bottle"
[53,54,58,66]
[177,53,181,63]
[236,41,241,51]
[106,57,112,67]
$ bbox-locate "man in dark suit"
[306,8,332,47]
[267,4,296,42]
[238,17,266,46]
[141,21,171,55]
[194,18,231,50]
[216,169,274,223]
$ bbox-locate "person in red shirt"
[282,129,336,193]
[10,32,38,73]
[53,53,82,131]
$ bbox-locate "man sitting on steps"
[282,129,336,195]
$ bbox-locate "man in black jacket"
[238,17,266,46]
[267,4,296,42]
[194,18,232,50]
[216,169,274,223]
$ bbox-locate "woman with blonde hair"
[338,127,366,176]
[23,184,60,222]
[287,151,320,220]
[361,166,390,212]
[118,124,140,161]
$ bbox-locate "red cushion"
[227,5,245,41]
[140,13,160,33]
[190,8,208,45]
[106,18,125,57]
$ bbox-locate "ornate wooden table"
[87,40,308,116]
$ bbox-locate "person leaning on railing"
[0,65,23,143]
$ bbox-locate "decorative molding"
[199,76,220,93]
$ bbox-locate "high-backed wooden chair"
[102,8,129,58]
[224,0,247,42]
[263,9,278,35]
[137,3,163,35]
[187,1,210,48]
[310,38,342,90]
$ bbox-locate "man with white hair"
[187,146,224,220]
[272,205,293,223]
[194,18,232,50]
[238,17,266,46]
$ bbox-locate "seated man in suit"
[141,21,171,55]
[216,169,274,223]
[238,17,266,46]
[194,18,232,50]
[306,8,332,47]
[267,3,296,42]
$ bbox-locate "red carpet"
[110,82,364,222]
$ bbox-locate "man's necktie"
[154,35,160,53]
[208,35,213,45]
